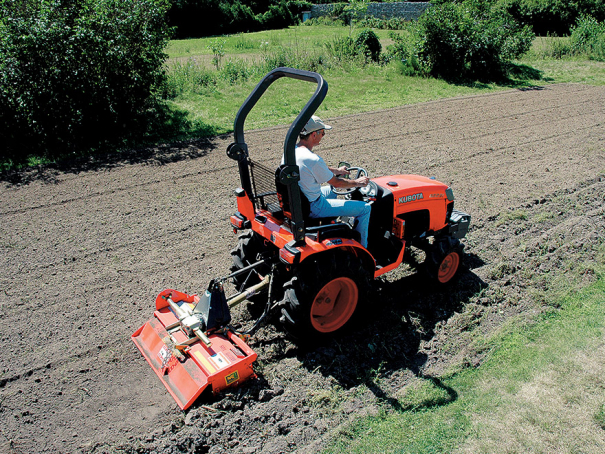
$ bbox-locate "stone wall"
[310,2,431,21]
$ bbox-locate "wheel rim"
[310,277,358,333]
[438,252,460,283]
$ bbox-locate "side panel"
[374,175,450,234]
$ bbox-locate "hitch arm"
[227,275,271,309]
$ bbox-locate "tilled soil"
[1,83,604,454]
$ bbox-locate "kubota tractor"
[133,67,470,410]
[227,67,470,341]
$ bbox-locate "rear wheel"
[425,237,464,284]
[280,250,371,342]
[229,231,273,302]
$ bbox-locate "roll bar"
[227,67,328,244]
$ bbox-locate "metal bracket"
[278,165,300,185]
[227,142,248,161]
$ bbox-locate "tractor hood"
[373,174,450,203]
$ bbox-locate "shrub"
[496,0,605,36]
[326,36,358,62]
[570,16,605,60]
[355,28,382,62]
[261,2,295,30]
[358,16,410,31]
[0,0,172,163]
[384,30,421,74]
[169,0,308,39]
[415,2,534,81]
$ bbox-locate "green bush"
[358,17,410,31]
[570,16,605,60]
[384,30,421,73]
[169,0,308,39]
[415,2,534,81]
[355,29,382,62]
[261,2,296,30]
[0,0,172,164]
[496,0,605,36]
[325,36,360,62]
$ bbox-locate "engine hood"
[373,174,448,195]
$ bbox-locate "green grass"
[324,277,605,453]
[166,25,396,59]
[163,27,605,141]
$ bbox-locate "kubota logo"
[399,193,423,204]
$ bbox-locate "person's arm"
[328,174,369,189]
[328,165,349,177]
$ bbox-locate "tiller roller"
[132,263,271,410]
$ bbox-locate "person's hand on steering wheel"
[332,166,349,177]
[353,176,370,187]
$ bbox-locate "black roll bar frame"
[227,67,328,244]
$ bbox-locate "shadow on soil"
[453,63,553,90]
[290,253,487,412]
[0,137,220,186]
[184,254,486,418]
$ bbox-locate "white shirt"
[292,145,333,202]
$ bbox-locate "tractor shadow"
[296,252,487,412]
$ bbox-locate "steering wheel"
[331,166,370,196]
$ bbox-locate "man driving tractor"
[291,115,372,248]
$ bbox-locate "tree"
[0,0,172,163]
[415,1,534,80]
[344,0,369,36]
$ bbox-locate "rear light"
[279,241,301,265]
[230,212,250,231]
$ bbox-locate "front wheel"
[425,237,464,284]
[280,250,371,342]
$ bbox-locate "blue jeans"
[309,186,372,248]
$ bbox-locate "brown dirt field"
[1,83,604,454]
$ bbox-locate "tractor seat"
[274,165,361,243]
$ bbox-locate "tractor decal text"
[399,193,423,204]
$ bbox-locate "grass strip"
[324,277,605,453]
[163,26,605,142]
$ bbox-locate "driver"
[293,115,371,248]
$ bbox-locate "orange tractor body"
[133,67,470,409]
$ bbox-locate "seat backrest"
[275,165,310,220]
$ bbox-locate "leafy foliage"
[325,36,360,62]
[169,0,308,39]
[495,0,605,36]
[0,0,172,164]
[355,29,382,62]
[414,2,534,81]
[570,16,605,60]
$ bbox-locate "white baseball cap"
[301,115,332,134]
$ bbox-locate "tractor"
[227,67,470,341]
[132,67,470,410]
